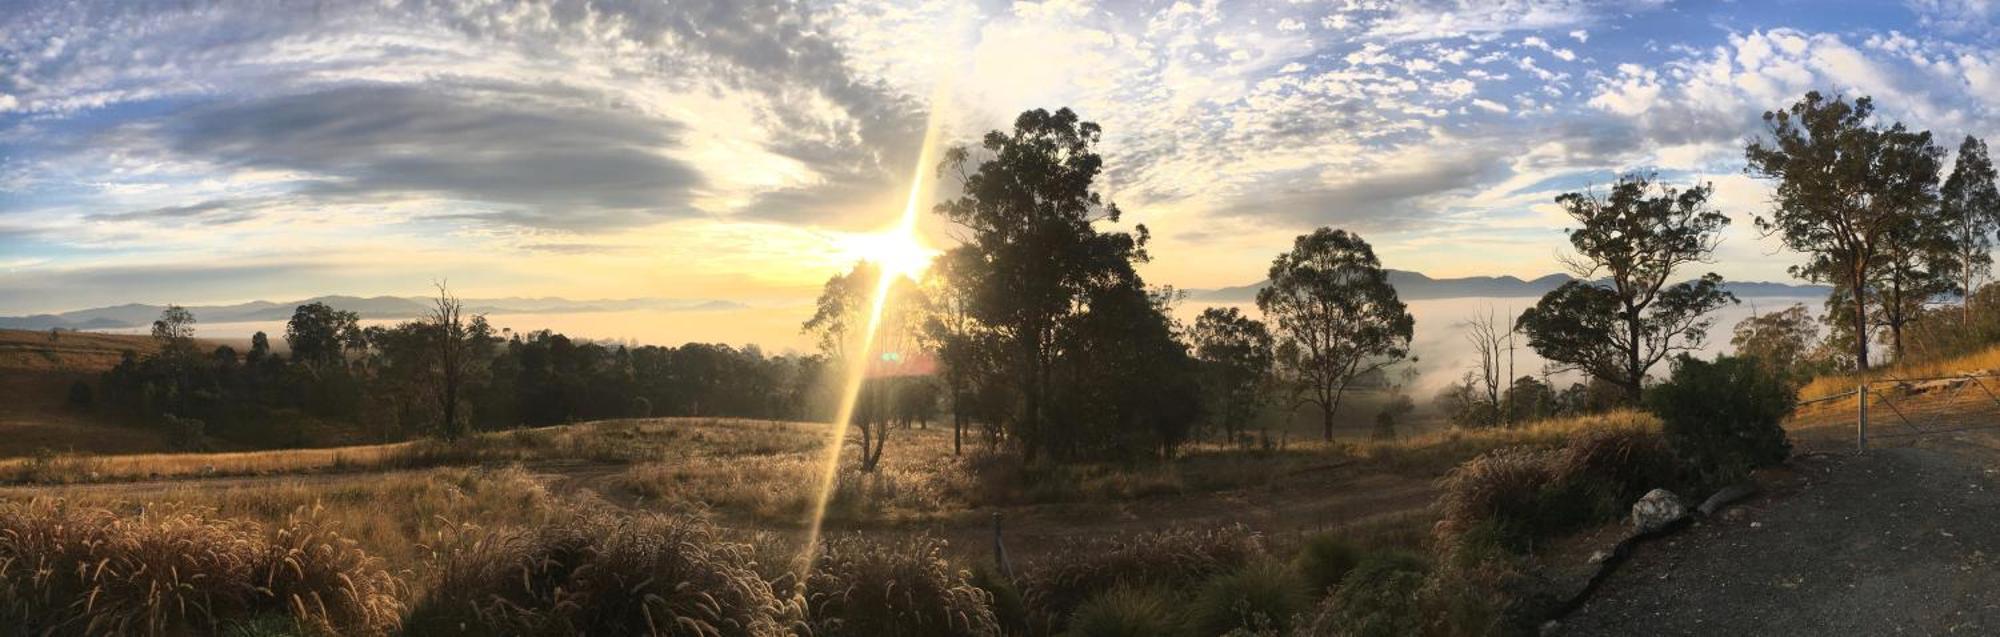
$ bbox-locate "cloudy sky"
[6,0,2000,328]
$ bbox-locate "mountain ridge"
[1189,269,1833,302]
[1,296,750,331]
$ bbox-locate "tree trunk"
[1320,397,1335,442]
[952,393,963,456]
[1852,270,1872,371]
[1626,301,1644,405]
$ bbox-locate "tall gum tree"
[932,107,1149,462]
[1745,92,1942,370]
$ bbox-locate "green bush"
[1188,559,1309,636]
[1300,551,1428,637]
[1065,585,1182,637]
[1293,533,1364,594]
[805,534,999,637]
[1646,354,1793,486]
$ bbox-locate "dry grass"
[0,466,565,570]
[0,498,405,636]
[407,505,798,636]
[0,417,818,485]
[1797,342,2000,401]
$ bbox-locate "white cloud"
[1471,98,1510,113]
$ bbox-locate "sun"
[837,225,936,280]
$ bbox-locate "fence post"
[1857,383,1869,453]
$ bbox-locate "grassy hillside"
[0,329,172,457]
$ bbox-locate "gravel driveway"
[1556,431,2000,635]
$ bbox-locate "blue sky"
[4,0,2000,320]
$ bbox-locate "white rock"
[1631,488,1688,534]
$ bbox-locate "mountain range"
[0,296,748,331]
[1188,270,1833,302]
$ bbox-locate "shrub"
[806,534,999,636]
[1188,559,1309,636]
[1293,533,1365,594]
[66,380,94,409]
[0,499,405,636]
[407,508,795,636]
[1647,354,1793,486]
[1019,525,1263,630]
[970,562,1030,635]
[1064,585,1181,637]
[1299,551,1428,637]
[1437,424,1686,554]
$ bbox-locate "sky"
[5,0,2000,325]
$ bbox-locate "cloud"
[158,84,705,230]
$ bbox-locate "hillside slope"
[0,329,171,457]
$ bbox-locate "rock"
[1631,488,1688,533]
[1588,550,1612,564]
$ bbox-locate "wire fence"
[1796,372,2000,451]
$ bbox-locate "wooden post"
[1857,383,1869,453]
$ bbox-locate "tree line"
[1439,90,2000,428]
[89,289,837,448]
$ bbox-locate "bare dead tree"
[429,283,469,441]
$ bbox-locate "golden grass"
[0,466,565,570]
[1797,342,2000,401]
[0,417,820,484]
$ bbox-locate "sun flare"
[835,226,936,281]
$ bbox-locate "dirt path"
[1556,425,2000,635]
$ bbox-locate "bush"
[1299,551,1428,637]
[407,508,795,636]
[1187,559,1309,636]
[806,534,999,636]
[1438,426,1684,553]
[1063,585,1181,637]
[66,380,93,409]
[1647,355,1793,486]
[970,563,1030,635]
[1019,525,1263,630]
[1293,533,1365,594]
[0,499,405,636]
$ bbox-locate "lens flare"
[795,91,947,578]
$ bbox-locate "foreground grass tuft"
[0,498,406,636]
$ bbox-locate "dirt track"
[1557,418,2000,635]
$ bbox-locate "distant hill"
[0,296,750,331]
[1189,270,1833,302]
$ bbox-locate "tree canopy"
[1517,174,1735,402]
[1745,91,1943,369]
[1256,228,1413,441]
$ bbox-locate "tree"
[1516,175,1735,403]
[802,262,882,360]
[1746,91,1943,370]
[1872,207,1959,361]
[1373,386,1415,440]
[286,302,362,373]
[933,107,1149,462]
[920,252,990,455]
[1256,228,1414,441]
[426,284,484,440]
[151,304,197,358]
[1941,135,2000,324]
[1730,304,1821,385]
[1190,307,1275,443]
[1459,308,1512,425]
